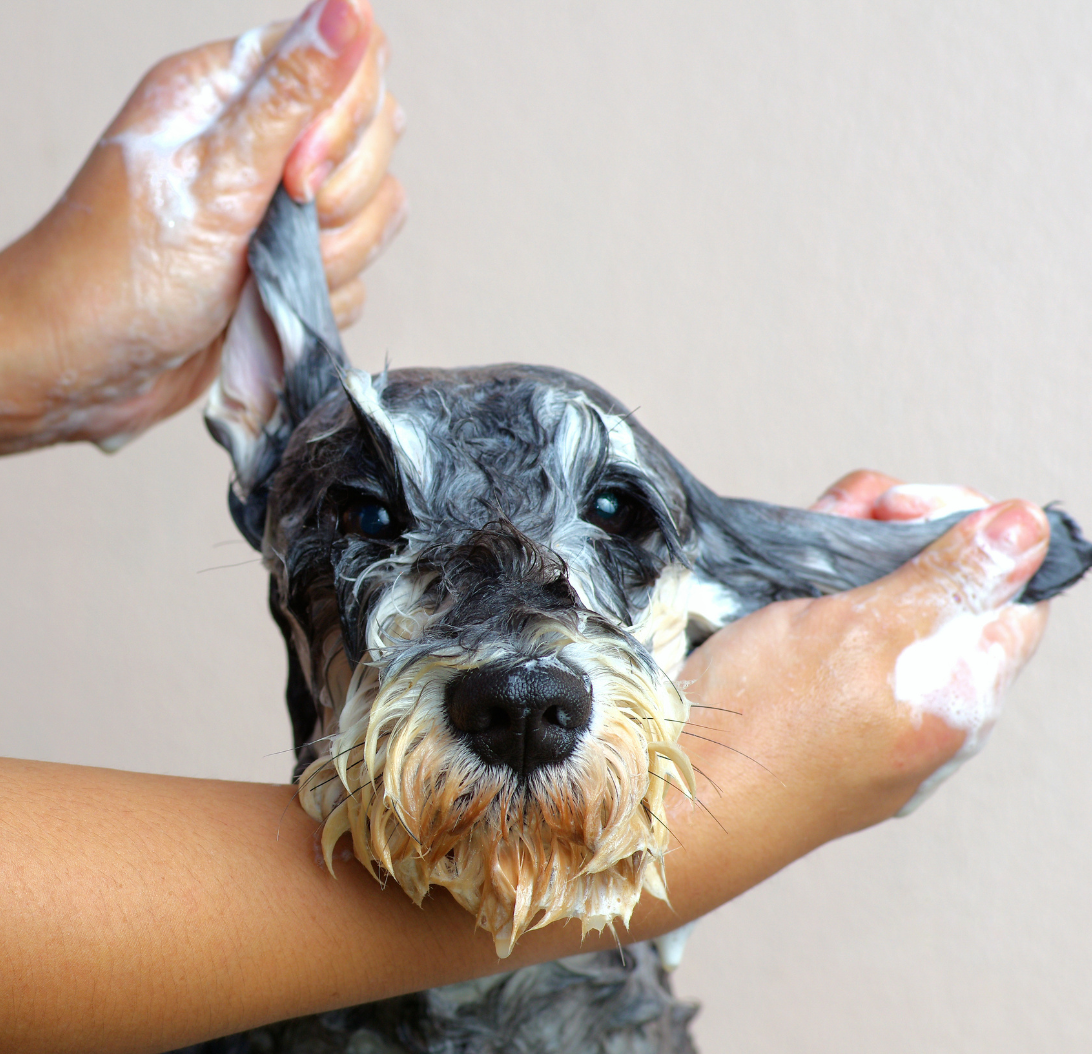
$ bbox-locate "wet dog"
[198,189,1091,1053]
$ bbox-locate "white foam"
[108,26,268,238]
[654,921,697,971]
[892,608,1012,815]
[883,483,991,522]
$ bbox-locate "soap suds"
[881,483,990,522]
[107,26,269,238]
[654,921,697,971]
[893,607,1016,815]
[107,2,343,238]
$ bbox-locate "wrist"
[0,226,68,452]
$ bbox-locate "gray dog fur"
[188,188,1091,1054]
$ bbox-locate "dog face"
[208,190,1089,959]
[264,364,719,956]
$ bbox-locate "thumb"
[871,500,1051,814]
[204,0,371,202]
[867,499,1050,628]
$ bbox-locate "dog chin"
[297,623,695,958]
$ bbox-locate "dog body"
[192,189,1091,1054]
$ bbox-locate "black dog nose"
[445,660,593,779]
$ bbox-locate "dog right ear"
[206,186,350,548]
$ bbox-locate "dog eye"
[585,489,643,537]
[339,499,400,540]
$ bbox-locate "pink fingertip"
[319,0,363,54]
[979,502,1048,559]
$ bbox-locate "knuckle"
[142,50,193,84]
[265,51,333,110]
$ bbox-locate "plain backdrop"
[3,2,1092,1051]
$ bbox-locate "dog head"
[207,191,1092,957]
[203,194,734,958]
[213,324,720,955]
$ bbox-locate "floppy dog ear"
[672,457,1092,623]
[206,185,349,548]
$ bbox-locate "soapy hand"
[811,469,1042,812]
[672,478,1049,881]
[0,0,405,452]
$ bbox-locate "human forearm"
[0,227,70,450]
[1,760,477,1053]
[0,760,693,1054]
[0,744,874,1054]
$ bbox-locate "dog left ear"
[206,186,350,548]
[672,456,1092,619]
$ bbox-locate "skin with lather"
[0,1,1052,1051]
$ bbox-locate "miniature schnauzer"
[193,188,1090,1054]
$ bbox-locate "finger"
[109,20,287,131]
[219,20,292,72]
[811,470,903,518]
[320,174,407,289]
[200,0,371,204]
[872,483,992,523]
[862,500,1050,631]
[284,24,390,202]
[330,277,367,329]
[316,92,404,228]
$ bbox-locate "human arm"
[0,495,1048,1053]
[0,0,404,453]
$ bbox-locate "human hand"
[809,469,1036,813]
[667,492,1049,912]
[0,0,406,453]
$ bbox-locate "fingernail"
[979,501,1046,558]
[318,0,362,54]
[392,103,407,136]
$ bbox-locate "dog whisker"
[642,715,742,734]
[263,733,337,759]
[688,704,744,716]
[690,763,724,797]
[195,557,264,574]
[649,770,730,839]
[678,730,785,786]
[642,802,682,848]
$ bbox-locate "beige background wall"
[3,2,1091,1050]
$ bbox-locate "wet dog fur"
[193,189,1091,1054]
